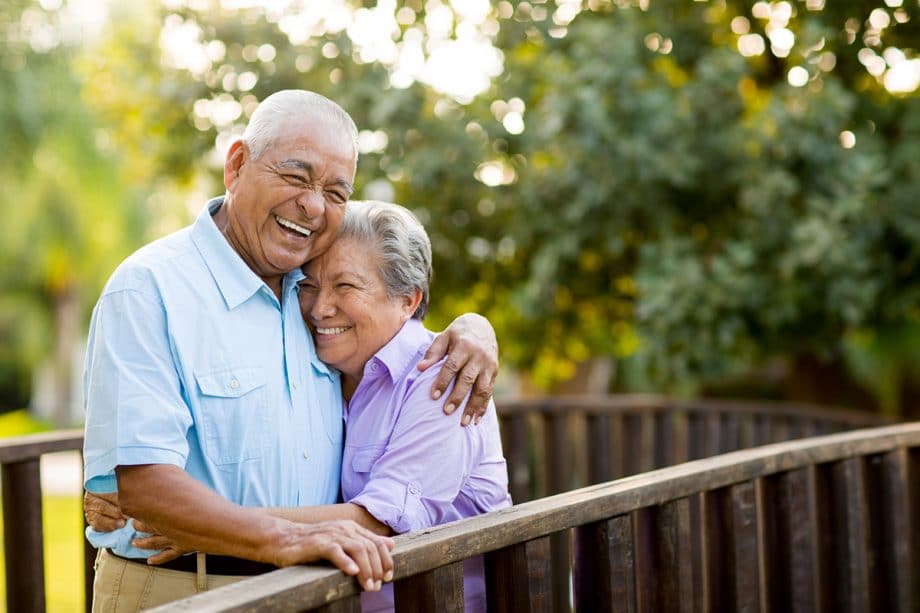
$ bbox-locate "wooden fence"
[157,422,920,612]
[0,396,893,612]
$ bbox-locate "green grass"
[0,410,85,612]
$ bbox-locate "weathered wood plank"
[313,594,361,613]
[731,480,761,612]
[0,429,83,463]
[2,459,46,613]
[501,413,532,503]
[700,488,731,612]
[544,412,572,612]
[657,498,694,613]
[394,562,463,613]
[875,448,916,613]
[485,536,552,613]
[574,515,635,613]
[587,414,613,485]
[834,457,873,612]
[150,425,920,612]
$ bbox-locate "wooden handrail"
[0,397,898,612]
[152,422,920,612]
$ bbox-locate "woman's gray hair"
[241,90,359,160]
[339,200,432,320]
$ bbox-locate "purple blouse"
[341,319,512,612]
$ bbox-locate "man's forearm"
[116,464,294,564]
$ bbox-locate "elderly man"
[83,90,499,611]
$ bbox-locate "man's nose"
[296,187,326,219]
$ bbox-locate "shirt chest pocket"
[195,366,270,465]
[351,445,385,474]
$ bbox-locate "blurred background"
[1,0,919,431]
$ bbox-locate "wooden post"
[485,536,552,613]
[574,515,635,612]
[394,562,464,612]
[2,459,46,613]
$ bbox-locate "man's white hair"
[241,90,359,161]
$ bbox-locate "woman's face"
[299,237,417,383]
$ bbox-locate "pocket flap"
[195,366,265,398]
[351,446,384,473]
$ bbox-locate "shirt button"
[370,363,378,372]
[228,378,240,390]
[408,484,420,496]
[302,450,309,459]
[292,383,298,390]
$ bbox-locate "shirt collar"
[191,197,300,310]
[369,319,429,382]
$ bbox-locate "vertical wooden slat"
[657,499,694,613]
[633,507,658,612]
[704,414,721,458]
[752,415,771,447]
[700,488,732,612]
[731,480,761,612]
[780,467,820,613]
[587,414,613,485]
[485,536,552,613]
[394,561,464,613]
[834,457,873,612]
[501,413,532,503]
[574,515,635,612]
[720,414,741,454]
[654,410,673,469]
[2,459,46,613]
[609,413,626,479]
[623,414,643,475]
[687,413,705,461]
[874,449,916,612]
[670,410,689,468]
[544,412,572,612]
[638,412,656,473]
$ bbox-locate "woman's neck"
[342,374,361,402]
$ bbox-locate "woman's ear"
[401,289,423,321]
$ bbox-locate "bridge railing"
[0,396,893,612]
[157,422,920,612]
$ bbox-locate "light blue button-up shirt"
[82,198,343,558]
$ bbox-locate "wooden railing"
[0,429,90,613]
[0,396,893,612]
[156,422,920,612]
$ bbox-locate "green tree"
[12,0,917,417]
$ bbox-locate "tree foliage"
[3,0,918,413]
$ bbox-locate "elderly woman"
[90,200,511,610]
[296,200,511,610]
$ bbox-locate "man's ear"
[224,140,247,191]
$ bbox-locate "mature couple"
[82,90,511,612]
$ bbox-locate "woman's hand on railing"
[84,490,126,531]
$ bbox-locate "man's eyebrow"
[277,159,353,195]
[278,159,313,173]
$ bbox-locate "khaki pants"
[91,548,248,612]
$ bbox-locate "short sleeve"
[83,285,192,491]
[347,366,484,533]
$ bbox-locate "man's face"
[221,118,356,287]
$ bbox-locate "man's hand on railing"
[84,490,395,591]
[84,490,126,531]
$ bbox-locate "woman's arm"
[262,503,393,536]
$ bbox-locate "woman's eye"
[326,191,347,204]
[299,283,319,293]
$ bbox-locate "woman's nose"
[310,290,336,319]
